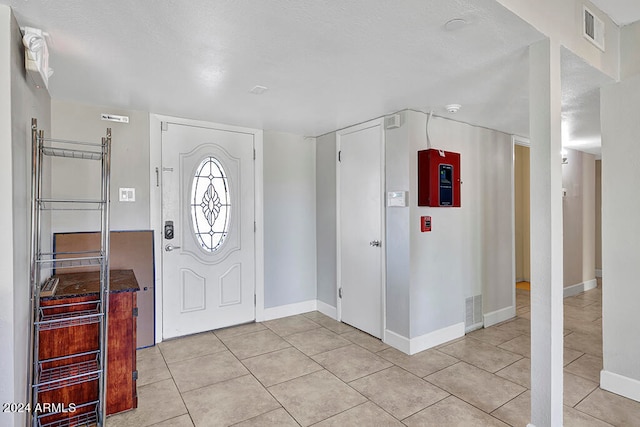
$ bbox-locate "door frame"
[336,118,387,339]
[149,114,264,343]
[511,135,529,311]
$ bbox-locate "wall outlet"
[119,188,135,202]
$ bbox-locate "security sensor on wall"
[21,26,53,90]
[23,32,44,53]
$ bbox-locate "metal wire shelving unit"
[28,118,111,427]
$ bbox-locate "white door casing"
[337,119,385,339]
[161,122,255,339]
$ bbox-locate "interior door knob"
[165,244,181,252]
[369,240,381,247]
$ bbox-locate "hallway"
[107,281,640,426]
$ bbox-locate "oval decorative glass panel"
[190,156,230,252]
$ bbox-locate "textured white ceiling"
[561,48,612,156]
[589,0,640,25]
[0,0,614,151]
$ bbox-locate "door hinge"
[132,370,138,381]
[338,150,341,162]
[253,148,256,160]
[338,288,342,298]
[133,307,138,317]
[254,221,257,232]
[254,294,256,305]
[161,121,168,132]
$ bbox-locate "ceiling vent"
[583,6,605,51]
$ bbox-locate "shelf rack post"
[98,129,111,426]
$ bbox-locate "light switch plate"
[119,187,135,202]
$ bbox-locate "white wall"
[50,107,319,330]
[0,7,15,424]
[51,100,150,232]
[407,112,514,337]
[382,110,514,345]
[595,159,602,272]
[263,131,317,308]
[621,20,640,79]
[315,132,337,307]
[384,113,411,336]
[562,148,596,288]
[1,6,51,426]
[496,0,620,79]
[600,72,640,401]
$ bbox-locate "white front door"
[161,122,255,339]
[338,120,385,338]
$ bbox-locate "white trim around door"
[149,114,264,343]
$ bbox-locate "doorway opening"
[514,141,531,291]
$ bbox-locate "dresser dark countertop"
[43,269,139,300]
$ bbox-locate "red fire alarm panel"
[421,216,432,232]
[418,149,461,207]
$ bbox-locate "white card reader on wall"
[387,191,408,207]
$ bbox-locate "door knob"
[165,244,181,252]
[369,240,382,247]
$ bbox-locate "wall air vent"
[385,114,401,129]
[465,294,483,333]
[583,6,605,51]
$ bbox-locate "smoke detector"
[445,104,461,113]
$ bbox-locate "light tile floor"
[107,281,640,426]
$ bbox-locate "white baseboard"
[595,269,602,278]
[384,322,465,355]
[316,300,337,319]
[384,330,411,354]
[601,370,640,403]
[484,305,515,328]
[564,279,598,298]
[584,278,598,291]
[263,299,317,321]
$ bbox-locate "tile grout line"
[131,285,616,427]
[569,387,614,426]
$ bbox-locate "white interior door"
[338,121,384,338]
[162,122,255,339]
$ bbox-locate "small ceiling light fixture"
[445,104,461,113]
[249,85,268,95]
[444,18,468,32]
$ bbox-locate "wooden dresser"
[39,270,139,418]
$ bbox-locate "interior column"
[528,38,564,427]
